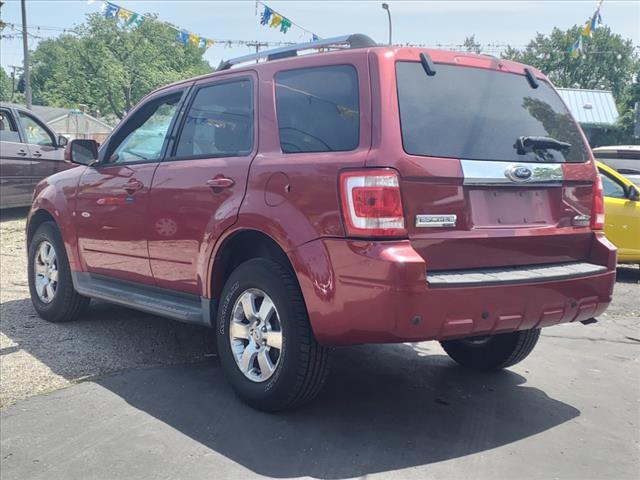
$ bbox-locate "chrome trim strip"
[427,262,607,287]
[461,160,564,186]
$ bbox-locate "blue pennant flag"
[176,30,189,44]
[591,11,602,31]
[260,6,273,25]
[103,2,120,19]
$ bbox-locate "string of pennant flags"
[93,1,215,50]
[256,1,319,40]
[87,0,617,59]
[568,0,604,58]
[93,0,320,50]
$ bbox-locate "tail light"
[339,169,407,237]
[591,175,605,230]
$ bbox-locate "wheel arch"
[27,208,57,247]
[208,229,297,303]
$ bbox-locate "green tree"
[463,35,481,54]
[0,67,12,101]
[31,35,90,108]
[31,13,211,119]
[503,25,639,144]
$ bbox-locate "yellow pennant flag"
[270,13,282,28]
[117,7,133,22]
[189,33,200,46]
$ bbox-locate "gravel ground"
[1,207,638,409]
[0,208,215,407]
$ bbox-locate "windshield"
[396,61,589,163]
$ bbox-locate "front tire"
[440,328,541,371]
[216,258,330,411]
[28,222,89,323]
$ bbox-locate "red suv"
[26,35,616,411]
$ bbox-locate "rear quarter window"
[275,65,359,153]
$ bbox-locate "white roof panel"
[557,88,619,126]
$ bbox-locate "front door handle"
[124,178,144,194]
[206,176,235,189]
[17,149,27,157]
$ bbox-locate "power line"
[2,22,638,56]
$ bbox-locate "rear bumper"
[291,233,616,346]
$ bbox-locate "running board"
[71,272,213,327]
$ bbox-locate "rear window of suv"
[275,65,359,153]
[396,62,588,163]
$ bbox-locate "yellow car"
[596,161,640,264]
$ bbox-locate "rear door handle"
[124,178,144,194]
[32,151,42,158]
[206,176,235,189]
[17,149,27,157]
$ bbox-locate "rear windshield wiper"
[515,136,571,155]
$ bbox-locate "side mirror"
[57,135,68,148]
[65,139,99,166]
[629,186,640,202]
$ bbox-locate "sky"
[0,0,639,72]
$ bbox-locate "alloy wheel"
[33,240,58,304]
[229,288,283,382]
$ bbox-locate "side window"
[599,173,626,199]
[0,110,21,143]
[275,65,359,153]
[107,93,182,164]
[174,79,253,159]
[18,112,54,146]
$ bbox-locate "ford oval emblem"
[505,165,533,182]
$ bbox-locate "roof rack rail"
[217,34,377,71]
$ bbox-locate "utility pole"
[246,41,270,63]
[8,65,23,102]
[20,0,32,109]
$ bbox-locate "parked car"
[596,161,640,264]
[593,145,640,186]
[0,103,70,209]
[26,34,616,411]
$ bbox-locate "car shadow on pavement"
[93,343,579,479]
[0,298,215,388]
[616,265,640,284]
[0,207,29,222]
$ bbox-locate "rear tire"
[216,258,330,412]
[28,222,89,323]
[440,328,540,371]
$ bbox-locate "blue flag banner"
[260,6,273,25]
[571,0,604,57]
[103,2,120,19]
[176,30,189,44]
